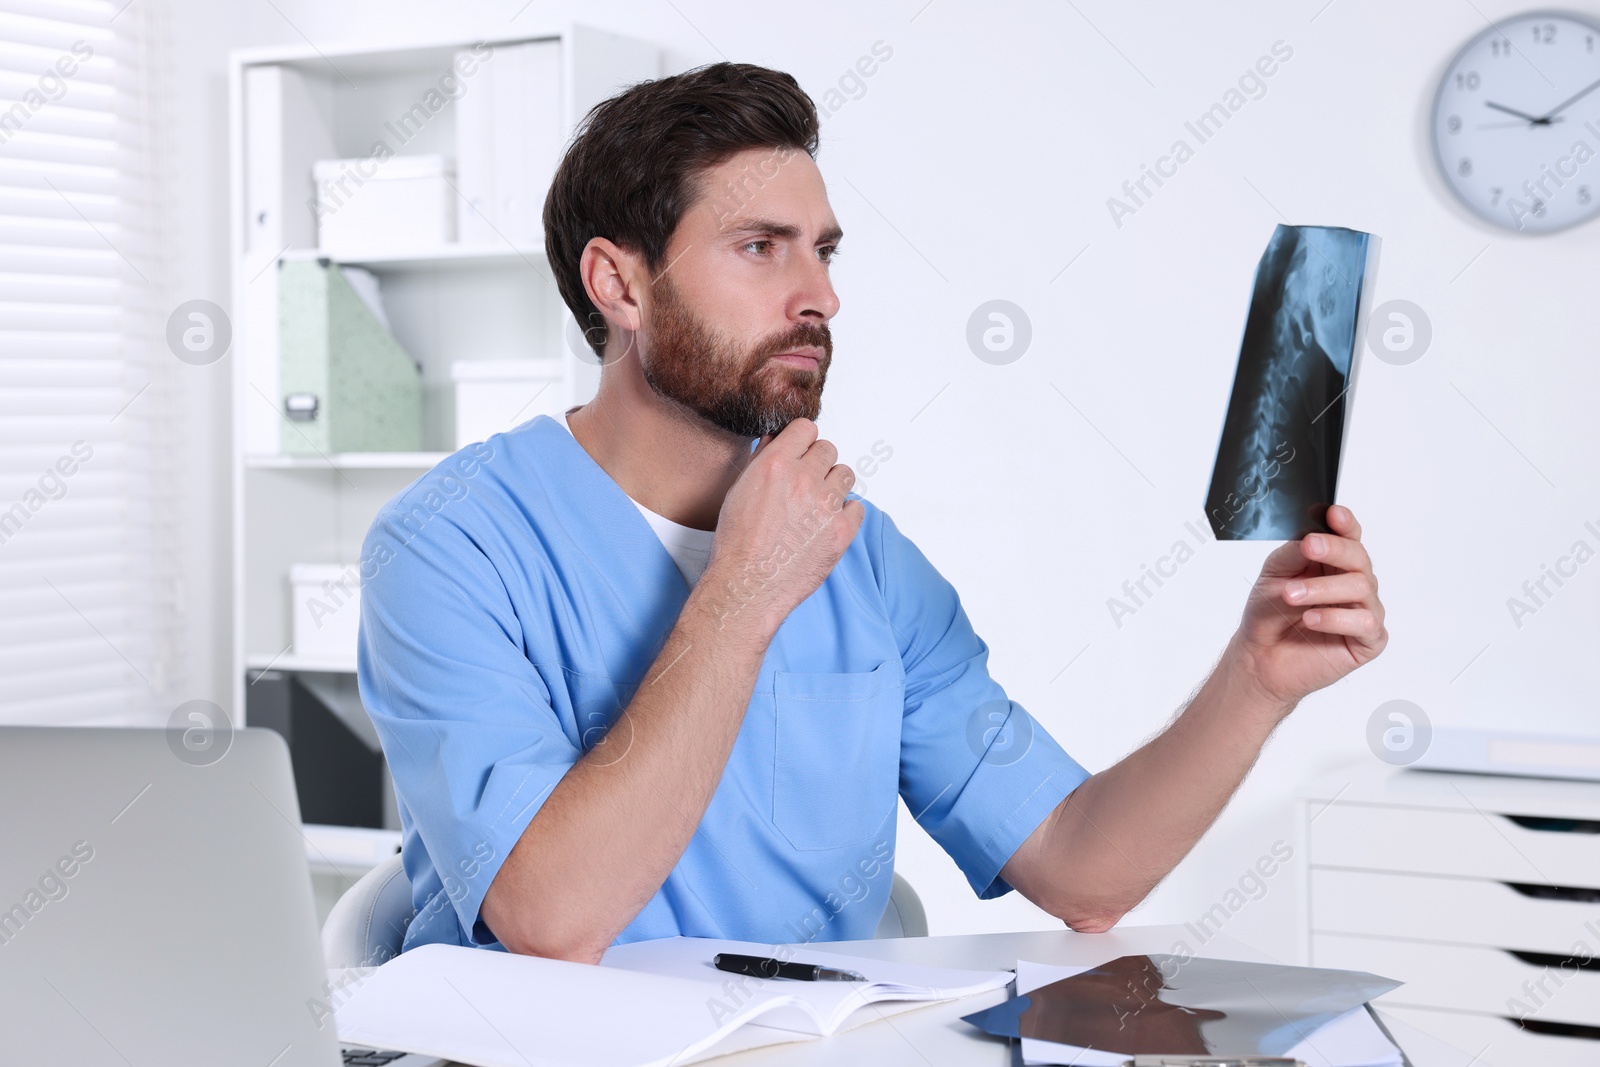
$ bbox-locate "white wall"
[169,0,1600,963]
[161,1,293,720]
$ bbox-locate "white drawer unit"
[1297,765,1600,1067]
[1315,934,1600,1026]
[1380,1005,1600,1067]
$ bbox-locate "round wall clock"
[1431,10,1600,233]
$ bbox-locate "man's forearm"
[1002,637,1295,930]
[481,564,781,963]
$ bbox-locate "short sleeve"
[879,509,1092,899]
[356,480,581,947]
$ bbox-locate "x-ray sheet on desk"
[963,954,1404,1066]
[1205,224,1381,541]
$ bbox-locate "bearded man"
[357,62,1387,964]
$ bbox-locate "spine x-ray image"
[1205,224,1380,540]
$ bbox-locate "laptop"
[0,726,441,1066]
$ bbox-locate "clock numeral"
[1447,115,1462,133]
[1531,22,1557,44]
[1456,71,1481,91]
[1491,39,1514,57]
[1488,187,1502,206]
[1458,157,1472,178]
[1580,186,1593,206]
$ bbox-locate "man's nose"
[790,254,840,323]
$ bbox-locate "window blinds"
[0,0,178,725]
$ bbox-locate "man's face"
[635,147,843,438]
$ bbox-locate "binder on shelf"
[243,63,331,254]
[455,39,563,247]
[278,259,423,455]
[244,65,285,258]
[242,62,335,456]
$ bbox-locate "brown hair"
[543,62,820,359]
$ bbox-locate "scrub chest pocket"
[771,659,905,851]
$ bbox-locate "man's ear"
[579,237,646,337]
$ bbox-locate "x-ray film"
[1205,225,1381,540]
[961,954,1400,1059]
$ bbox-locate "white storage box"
[452,359,566,447]
[289,563,362,664]
[312,154,456,253]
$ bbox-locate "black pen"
[713,952,867,982]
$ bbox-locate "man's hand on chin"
[1226,504,1389,715]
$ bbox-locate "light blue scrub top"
[356,415,1091,953]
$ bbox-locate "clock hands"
[1482,100,1555,125]
[1536,73,1600,122]
[1476,117,1565,130]
[1486,73,1600,130]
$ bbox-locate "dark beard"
[639,274,832,438]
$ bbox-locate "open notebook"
[332,936,1013,1067]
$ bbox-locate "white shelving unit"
[244,452,450,471]
[226,28,659,863]
[278,244,549,272]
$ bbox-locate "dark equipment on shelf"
[247,669,388,829]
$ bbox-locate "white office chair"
[323,853,929,969]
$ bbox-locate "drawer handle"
[1507,948,1600,973]
[1505,814,1600,835]
[1507,881,1600,903]
[1514,1018,1600,1042]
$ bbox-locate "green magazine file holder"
[278,259,423,455]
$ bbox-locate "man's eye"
[818,245,840,262]
[744,240,772,255]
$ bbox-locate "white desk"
[416,924,1480,1067]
